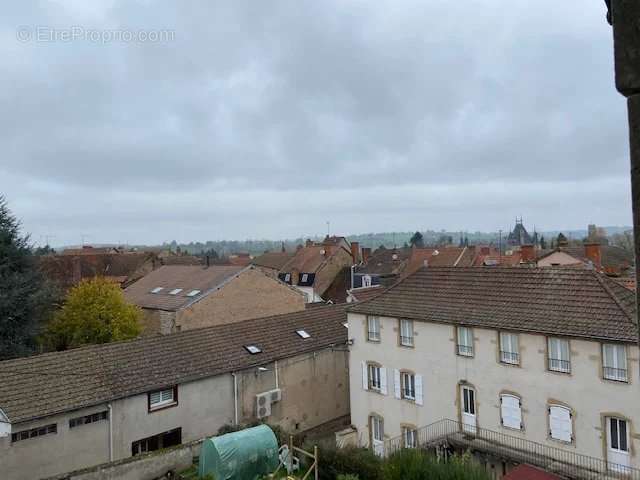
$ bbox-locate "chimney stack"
[350,242,360,265]
[361,247,371,264]
[584,242,602,270]
[206,255,210,267]
[72,257,82,284]
[520,244,536,263]
[291,268,300,285]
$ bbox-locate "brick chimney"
[361,247,371,264]
[72,257,82,284]
[291,268,300,285]
[520,244,536,263]
[584,243,602,270]
[480,246,490,255]
[350,242,360,264]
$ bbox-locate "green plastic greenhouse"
[198,425,279,480]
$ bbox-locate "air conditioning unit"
[256,392,272,419]
[269,388,282,403]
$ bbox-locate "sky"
[0,1,632,246]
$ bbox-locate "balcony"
[384,419,640,479]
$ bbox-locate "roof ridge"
[594,272,636,324]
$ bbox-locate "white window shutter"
[362,362,368,390]
[500,395,521,429]
[415,375,424,406]
[380,367,388,395]
[550,406,572,442]
[394,369,401,399]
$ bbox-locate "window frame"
[367,363,382,392]
[499,332,520,365]
[69,410,109,429]
[499,394,523,431]
[456,326,474,357]
[400,371,416,401]
[547,337,571,373]
[548,404,573,444]
[367,316,381,342]
[148,386,178,412]
[402,425,418,448]
[399,319,414,347]
[11,423,57,443]
[602,343,628,383]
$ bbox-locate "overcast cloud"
[0,0,632,246]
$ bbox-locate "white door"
[460,386,477,434]
[371,416,384,457]
[607,417,630,473]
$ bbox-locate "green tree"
[409,231,424,248]
[43,277,142,350]
[0,196,57,360]
[539,235,547,250]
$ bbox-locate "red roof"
[504,465,562,480]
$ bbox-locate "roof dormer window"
[296,330,311,339]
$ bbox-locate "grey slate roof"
[0,305,347,424]
[349,267,638,343]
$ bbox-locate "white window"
[186,289,201,297]
[284,273,291,282]
[400,319,414,347]
[500,394,522,430]
[603,344,628,382]
[168,288,183,295]
[150,287,163,294]
[370,415,384,456]
[607,417,630,472]
[499,332,520,365]
[296,329,311,339]
[460,385,477,433]
[401,372,415,400]
[301,273,308,282]
[548,338,570,373]
[402,426,417,448]
[362,275,372,287]
[393,369,423,405]
[149,387,176,410]
[457,326,473,356]
[367,316,380,342]
[362,362,387,395]
[549,405,572,443]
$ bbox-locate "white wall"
[348,312,640,467]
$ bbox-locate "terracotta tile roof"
[348,286,387,303]
[281,245,341,274]
[403,247,473,276]
[503,464,562,480]
[537,245,634,272]
[0,304,348,423]
[124,265,246,311]
[252,252,295,270]
[349,267,637,343]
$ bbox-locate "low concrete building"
[0,305,349,480]
[124,265,305,334]
[347,267,640,477]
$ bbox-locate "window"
[284,273,291,282]
[549,405,572,443]
[69,411,108,429]
[460,385,477,433]
[499,332,520,365]
[296,329,311,339]
[609,418,629,452]
[186,289,201,297]
[370,415,384,456]
[401,372,416,400]
[603,344,628,382]
[368,364,382,391]
[367,316,380,342]
[607,417,630,472]
[362,275,372,287]
[245,345,262,354]
[500,395,522,430]
[148,387,177,411]
[402,426,417,448]
[132,428,182,456]
[11,424,57,443]
[150,287,163,294]
[399,319,414,347]
[301,273,308,282]
[457,326,473,356]
[548,338,570,373]
[168,288,183,295]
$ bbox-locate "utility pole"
[606,0,640,348]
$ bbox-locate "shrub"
[381,449,491,480]
[315,446,382,480]
[337,475,360,480]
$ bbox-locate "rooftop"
[349,267,637,343]
[0,304,348,423]
[252,251,295,270]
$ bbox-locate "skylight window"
[301,274,308,282]
[296,330,311,339]
[168,289,183,295]
[150,287,163,294]
[342,322,349,328]
[186,290,201,297]
[245,345,262,354]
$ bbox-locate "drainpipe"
[231,373,239,425]
[274,361,279,389]
[107,403,113,462]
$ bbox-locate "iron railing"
[548,358,571,373]
[457,344,473,356]
[384,418,640,480]
[603,366,628,382]
[500,350,520,364]
[400,335,414,347]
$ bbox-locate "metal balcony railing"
[384,418,640,480]
[500,350,520,364]
[457,344,473,356]
[603,366,628,382]
[548,357,571,373]
[400,335,414,347]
